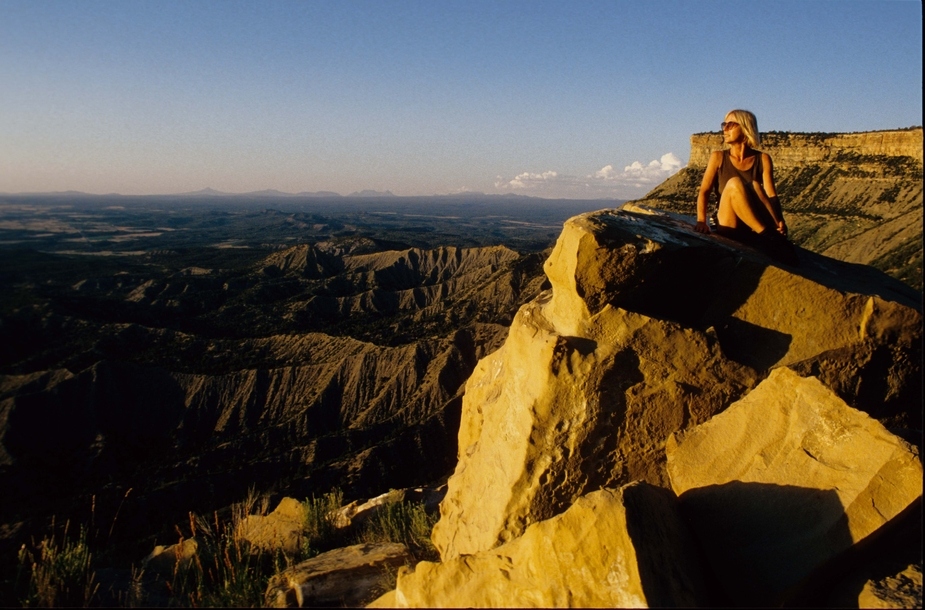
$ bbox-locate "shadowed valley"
[1,197,619,567]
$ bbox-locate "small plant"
[16,520,99,608]
[358,501,439,561]
[231,486,271,529]
[347,499,440,604]
[301,489,347,557]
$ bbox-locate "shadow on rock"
[678,481,853,607]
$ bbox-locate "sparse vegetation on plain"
[300,489,347,557]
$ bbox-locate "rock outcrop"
[390,483,705,608]
[432,205,921,562]
[666,367,922,606]
[637,128,924,289]
[363,205,925,607]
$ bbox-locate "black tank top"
[717,150,764,194]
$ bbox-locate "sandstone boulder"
[432,298,755,559]
[392,483,705,608]
[665,367,923,606]
[264,542,412,608]
[142,538,198,577]
[235,497,306,555]
[432,206,921,561]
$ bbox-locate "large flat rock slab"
[666,367,923,606]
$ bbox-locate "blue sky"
[1,0,921,199]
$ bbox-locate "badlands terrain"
[0,195,608,562]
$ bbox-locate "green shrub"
[159,502,289,608]
[301,489,348,557]
[16,521,99,607]
[135,491,285,608]
[358,501,439,561]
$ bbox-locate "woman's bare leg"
[718,177,799,264]
[717,177,770,233]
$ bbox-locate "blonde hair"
[725,109,761,148]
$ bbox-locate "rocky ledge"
[376,204,922,608]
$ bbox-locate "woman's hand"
[694,221,711,234]
[776,220,787,236]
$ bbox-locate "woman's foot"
[754,229,800,266]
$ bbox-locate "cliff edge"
[385,205,922,607]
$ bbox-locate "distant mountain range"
[0,188,617,202]
[178,187,346,198]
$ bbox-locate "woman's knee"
[718,178,746,219]
[723,176,747,195]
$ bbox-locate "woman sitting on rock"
[693,109,798,265]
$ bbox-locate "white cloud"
[495,153,686,199]
[499,170,560,189]
[617,152,683,181]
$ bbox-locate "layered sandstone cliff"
[387,205,922,607]
[687,129,923,167]
[638,128,923,290]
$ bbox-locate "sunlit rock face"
[666,367,922,607]
[393,483,706,608]
[432,205,921,561]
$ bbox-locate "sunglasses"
[721,121,740,131]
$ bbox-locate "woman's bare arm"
[759,153,787,234]
[695,151,722,233]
